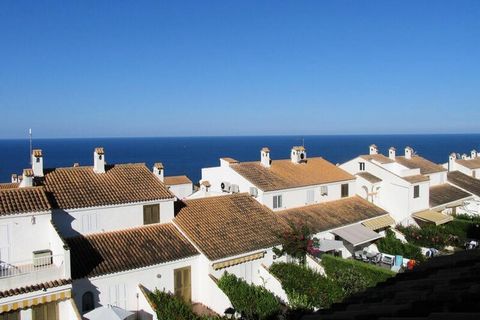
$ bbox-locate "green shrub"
[377,229,424,261]
[321,254,394,288]
[269,262,341,310]
[217,273,280,320]
[148,289,198,320]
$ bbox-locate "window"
[82,291,94,313]
[307,189,314,204]
[341,184,349,198]
[359,162,365,171]
[32,302,58,320]
[273,195,282,209]
[413,185,420,198]
[143,204,160,225]
[320,186,328,196]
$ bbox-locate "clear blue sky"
[1,1,479,138]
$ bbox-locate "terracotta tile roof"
[0,279,71,298]
[164,175,192,186]
[456,158,480,169]
[231,157,354,191]
[429,184,472,208]
[94,147,104,155]
[32,149,43,157]
[0,187,51,216]
[201,180,211,187]
[356,172,382,184]
[361,154,395,164]
[402,174,430,184]
[174,193,286,261]
[221,157,239,164]
[448,171,480,197]
[395,155,446,175]
[0,182,19,190]
[23,168,34,177]
[42,163,173,209]
[276,196,388,235]
[66,223,198,279]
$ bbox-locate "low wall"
[257,264,289,304]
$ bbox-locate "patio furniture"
[370,253,382,264]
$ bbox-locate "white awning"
[332,224,383,247]
[316,239,344,252]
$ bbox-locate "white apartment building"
[447,149,480,178]
[341,145,470,225]
[199,146,356,211]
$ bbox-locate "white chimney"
[261,147,271,168]
[369,144,378,155]
[461,153,468,160]
[291,146,307,164]
[471,150,477,159]
[405,146,414,159]
[20,169,33,188]
[153,163,164,182]
[31,149,44,177]
[11,174,18,183]
[93,147,105,174]
[388,147,396,160]
[448,152,457,171]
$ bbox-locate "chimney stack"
[20,169,34,188]
[32,149,44,177]
[388,147,396,160]
[261,147,271,168]
[291,146,307,164]
[11,174,18,183]
[153,163,164,182]
[369,144,378,155]
[471,150,477,159]
[448,152,457,171]
[93,147,105,174]
[405,146,414,159]
[461,153,468,160]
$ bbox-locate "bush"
[148,289,198,320]
[377,229,424,261]
[269,262,341,311]
[321,254,394,288]
[217,273,280,320]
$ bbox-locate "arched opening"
[82,291,95,313]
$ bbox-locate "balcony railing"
[0,254,64,279]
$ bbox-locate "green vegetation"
[377,229,424,261]
[269,262,340,311]
[272,222,315,265]
[217,273,281,320]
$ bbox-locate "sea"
[1,134,479,184]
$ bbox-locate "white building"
[200,146,356,210]
[340,145,469,225]
[447,150,480,178]
[164,175,193,200]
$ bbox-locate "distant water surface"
[1,134,479,184]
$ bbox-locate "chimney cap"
[292,146,305,151]
[369,144,377,148]
[154,162,164,169]
[405,146,414,151]
[11,173,17,179]
[73,163,80,167]
[95,147,105,155]
[201,180,211,187]
[32,149,43,157]
[261,147,270,153]
[389,147,396,151]
[23,168,34,177]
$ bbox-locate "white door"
[109,283,127,310]
[0,224,10,265]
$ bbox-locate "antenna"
[29,128,32,165]
[302,137,305,147]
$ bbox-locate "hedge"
[217,273,280,320]
[321,254,394,288]
[377,229,424,261]
[269,262,341,310]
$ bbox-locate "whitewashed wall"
[53,200,174,238]
[168,183,193,200]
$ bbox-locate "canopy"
[412,210,453,226]
[315,239,344,252]
[84,305,134,320]
[362,214,395,230]
[332,224,383,247]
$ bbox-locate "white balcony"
[0,254,66,291]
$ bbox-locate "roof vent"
[405,146,414,159]
[261,147,271,168]
[93,147,105,174]
[153,163,164,182]
[369,144,378,155]
[388,147,396,160]
[471,150,477,159]
[11,174,18,183]
[291,146,306,164]
[20,169,34,188]
[31,149,44,177]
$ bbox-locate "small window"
[273,195,283,209]
[359,162,365,171]
[413,185,420,198]
[320,186,328,196]
[82,291,95,313]
[36,157,40,163]
[341,184,349,198]
[143,204,160,225]
[307,189,314,204]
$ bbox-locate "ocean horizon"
[1,133,480,184]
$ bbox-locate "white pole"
[29,128,32,165]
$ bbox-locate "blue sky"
[1,1,479,138]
